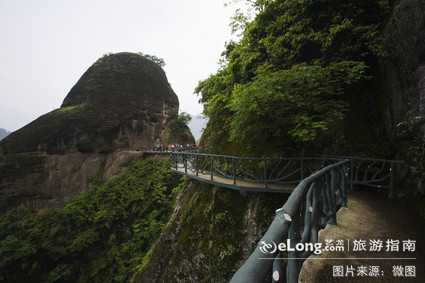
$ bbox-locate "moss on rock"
[133,181,289,282]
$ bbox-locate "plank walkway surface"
[299,190,425,282]
[172,167,296,194]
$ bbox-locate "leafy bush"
[229,62,368,153]
[196,0,391,155]
[0,159,183,283]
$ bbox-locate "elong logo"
[259,241,278,254]
[259,240,323,255]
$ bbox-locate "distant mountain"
[0,128,10,141]
[188,114,208,141]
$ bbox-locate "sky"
[0,0,238,132]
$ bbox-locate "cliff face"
[1,53,180,154]
[0,52,194,212]
[379,0,425,193]
[133,183,288,283]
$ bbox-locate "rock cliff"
[0,52,194,212]
[1,52,181,154]
[132,183,288,282]
[379,0,425,194]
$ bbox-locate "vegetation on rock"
[0,159,183,283]
[133,183,289,282]
[136,52,166,68]
[197,0,392,155]
[162,112,196,146]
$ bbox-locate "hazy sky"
[0,0,237,131]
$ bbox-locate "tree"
[137,52,166,67]
[196,0,389,155]
[177,112,192,125]
[229,62,368,154]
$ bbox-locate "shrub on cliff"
[0,159,183,283]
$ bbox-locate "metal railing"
[144,151,405,282]
[144,151,404,193]
[168,152,343,189]
[147,151,405,195]
[230,159,350,283]
[348,157,404,197]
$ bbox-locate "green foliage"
[168,112,192,134]
[176,112,192,126]
[196,0,391,155]
[0,159,182,283]
[132,182,291,282]
[137,52,166,67]
[161,112,195,146]
[229,62,368,153]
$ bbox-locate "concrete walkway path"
[300,190,425,282]
[173,167,296,193]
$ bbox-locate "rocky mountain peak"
[0,52,184,154]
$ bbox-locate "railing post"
[211,157,214,181]
[319,180,328,228]
[310,185,321,244]
[273,255,286,283]
[196,154,199,176]
[264,158,268,189]
[300,158,304,180]
[301,183,314,243]
[340,168,347,207]
[389,161,395,198]
[329,170,337,225]
[349,159,354,192]
[287,218,300,283]
[233,158,237,185]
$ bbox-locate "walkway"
[145,151,412,282]
[145,151,403,196]
[300,189,425,282]
[173,166,296,193]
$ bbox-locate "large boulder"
[1,52,180,154]
[0,52,194,211]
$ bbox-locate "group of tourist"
[152,143,197,152]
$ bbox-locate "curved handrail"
[144,151,405,282]
[230,160,350,283]
[145,151,403,192]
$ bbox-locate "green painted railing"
[145,151,405,282]
[230,159,350,283]
[146,151,403,193]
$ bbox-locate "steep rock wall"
[379,0,425,193]
[0,53,180,154]
[133,182,288,282]
[0,52,194,212]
